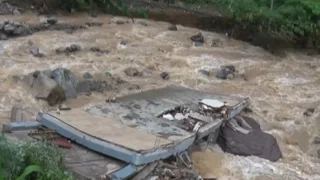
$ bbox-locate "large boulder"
[218,116,282,162]
[51,68,78,98]
[30,72,66,106]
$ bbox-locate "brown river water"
[0,13,320,180]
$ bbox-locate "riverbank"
[4,0,319,56]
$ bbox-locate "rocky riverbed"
[0,12,320,179]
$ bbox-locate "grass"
[0,136,73,180]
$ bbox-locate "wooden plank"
[48,110,172,152]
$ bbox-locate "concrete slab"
[38,85,249,166]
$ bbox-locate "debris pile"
[160,99,228,132]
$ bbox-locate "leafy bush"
[0,136,72,180]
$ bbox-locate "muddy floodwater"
[1,13,320,180]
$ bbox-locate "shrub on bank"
[0,136,72,180]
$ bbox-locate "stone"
[194,42,203,47]
[47,86,66,106]
[13,26,24,35]
[160,72,169,80]
[218,116,282,162]
[10,105,28,122]
[0,22,4,30]
[90,46,109,54]
[29,46,45,57]
[47,17,57,25]
[198,69,210,76]
[120,40,127,45]
[115,20,125,25]
[0,33,8,40]
[168,24,177,31]
[13,9,21,16]
[77,80,112,93]
[313,136,320,144]
[138,69,152,77]
[190,33,204,43]
[51,68,79,99]
[4,24,14,34]
[216,65,236,80]
[317,149,320,159]
[55,47,65,54]
[303,108,315,116]
[83,72,93,79]
[105,72,112,77]
[138,22,148,26]
[124,67,139,77]
[69,44,81,52]
[31,72,58,99]
[211,38,222,47]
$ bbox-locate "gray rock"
[124,67,139,77]
[314,136,320,144]
[138,69,152,77]
[22,73,35,87]
[194,42,203,47]
[160,72,169,80]
[52,68,79,99]
[115,20,125,25]
[83,72,93,79]
[0,21,4,30]
[31,72,58,99]
[303,108,315,116]
[216,65,236,80]
[47,17,57,25]
[4,24,14,34]
[77,80,112,93]
[138,22,148,26]
[13,9,20,16]
[47,86,66,106]
[211,38,222,47]
[191,33,204,43]
[0,33,7,40]
[198,69,210,76]
[29,46,45,57]
[168,24,177,31]
[12,26,24,35]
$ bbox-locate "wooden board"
[48,109,172,152]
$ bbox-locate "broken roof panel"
[38,85,249,166]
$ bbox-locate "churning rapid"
[0,13,320,180]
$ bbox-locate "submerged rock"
[115,20,125,25]
[160,72,169,80]
[211,38,222,47]
[124,67,139,77]
[77,80,112,93]
[303,108,315,116]
[29,46,45,57]
[47,17,57,25]
[216,65,236,80]
[168,24,177,31]
[56,44,81,54]
[83,72,93,79]
[51,68,79,99]
[190,33,204,43]
[198,69,210,76]
[90,47,109,54]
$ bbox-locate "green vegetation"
[0,136,72,180]
[58,0,320,50]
